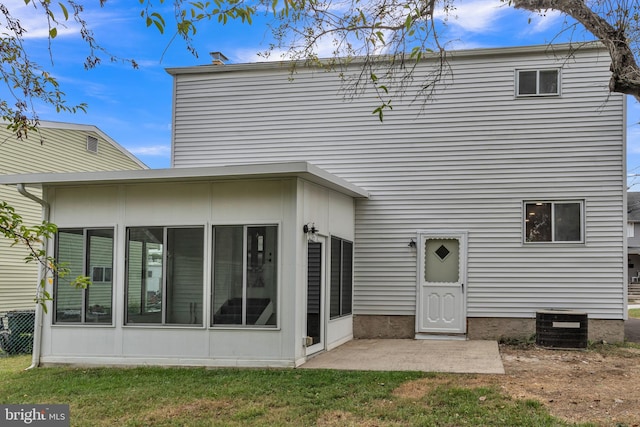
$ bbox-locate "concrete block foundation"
[353,315,625,343]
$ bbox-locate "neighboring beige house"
[0,121,147,314]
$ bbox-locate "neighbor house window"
[330,237,353,319]
[125,226,204,325]
[524,201,583,243]
[54,228,114,324]
[516,69,560,96]
[212,225,278,327]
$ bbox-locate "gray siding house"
[0,42,627,368]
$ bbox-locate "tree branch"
[513,0,640,100]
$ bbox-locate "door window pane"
[424,238,459,283]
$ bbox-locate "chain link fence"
[0,310,35,357]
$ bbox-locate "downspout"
[16,183,49,370]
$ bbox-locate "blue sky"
[4,0,640,178]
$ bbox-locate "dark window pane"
[307,241,322,345]
[330,237,341,319]
[86,229,113,323]
[341,241,353,315]
[525,203,552,242]
[55,229,84,323]
[539,70,558,94]
[554,203,581,241]
[166,228,204,325]
[213,226,244,325]
[518,70,537,95]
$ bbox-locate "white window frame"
[523,200,584,244]
[515,68,561,97]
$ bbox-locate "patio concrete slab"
[299,339,505,374]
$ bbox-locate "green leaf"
[49,27,58,38]
[58,2,69,20]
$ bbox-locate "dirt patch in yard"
[395,344,640,426]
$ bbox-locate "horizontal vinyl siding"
[172,45,625,319]
[0,125,144,313]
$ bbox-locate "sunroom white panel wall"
[170,45,625,320]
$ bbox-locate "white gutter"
[16,184,48,370]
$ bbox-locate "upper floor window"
[54,228,114,324]
[516,69,560,96]
[212,225,278,327]
[125,226,204,326]
[524,201,583,243]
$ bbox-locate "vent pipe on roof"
[210,51,228,65]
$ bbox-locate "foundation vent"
[536,309,588,349]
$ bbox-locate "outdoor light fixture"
[303,223,318,242]
[408,239,416,248]
[303,223,318,235]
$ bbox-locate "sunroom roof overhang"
[0,161,369,199]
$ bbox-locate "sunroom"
[0,162,368,367]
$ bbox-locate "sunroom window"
[125,226,204,325]
[212,225,278,327]
[524,201,583,243]
[330,236,353,319]
[516,69,560,96]
[54,228,114,324]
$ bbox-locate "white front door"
[416,231,467,335]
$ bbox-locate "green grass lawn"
[0,355,585,427]
[629,308,640,318]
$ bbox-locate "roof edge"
[166,41,605,75]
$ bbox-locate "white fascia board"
[0,161,369,198]
[165,42,605,76]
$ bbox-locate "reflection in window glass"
[126,227,203,325]
[212,225,278,327]
[525,201,582,243]
[517,69,559,96]
[518,70,537,95]
[55,228,114,324]
[539,70,559,94]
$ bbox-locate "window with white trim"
[516,69,560,96]
[54,228,114,324]
[125,226,204,325]
[330,236,353,319]
[524,201,583,243]
[212,225,278,327]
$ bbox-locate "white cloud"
[435,0,506,33]
[127,144,171,156]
